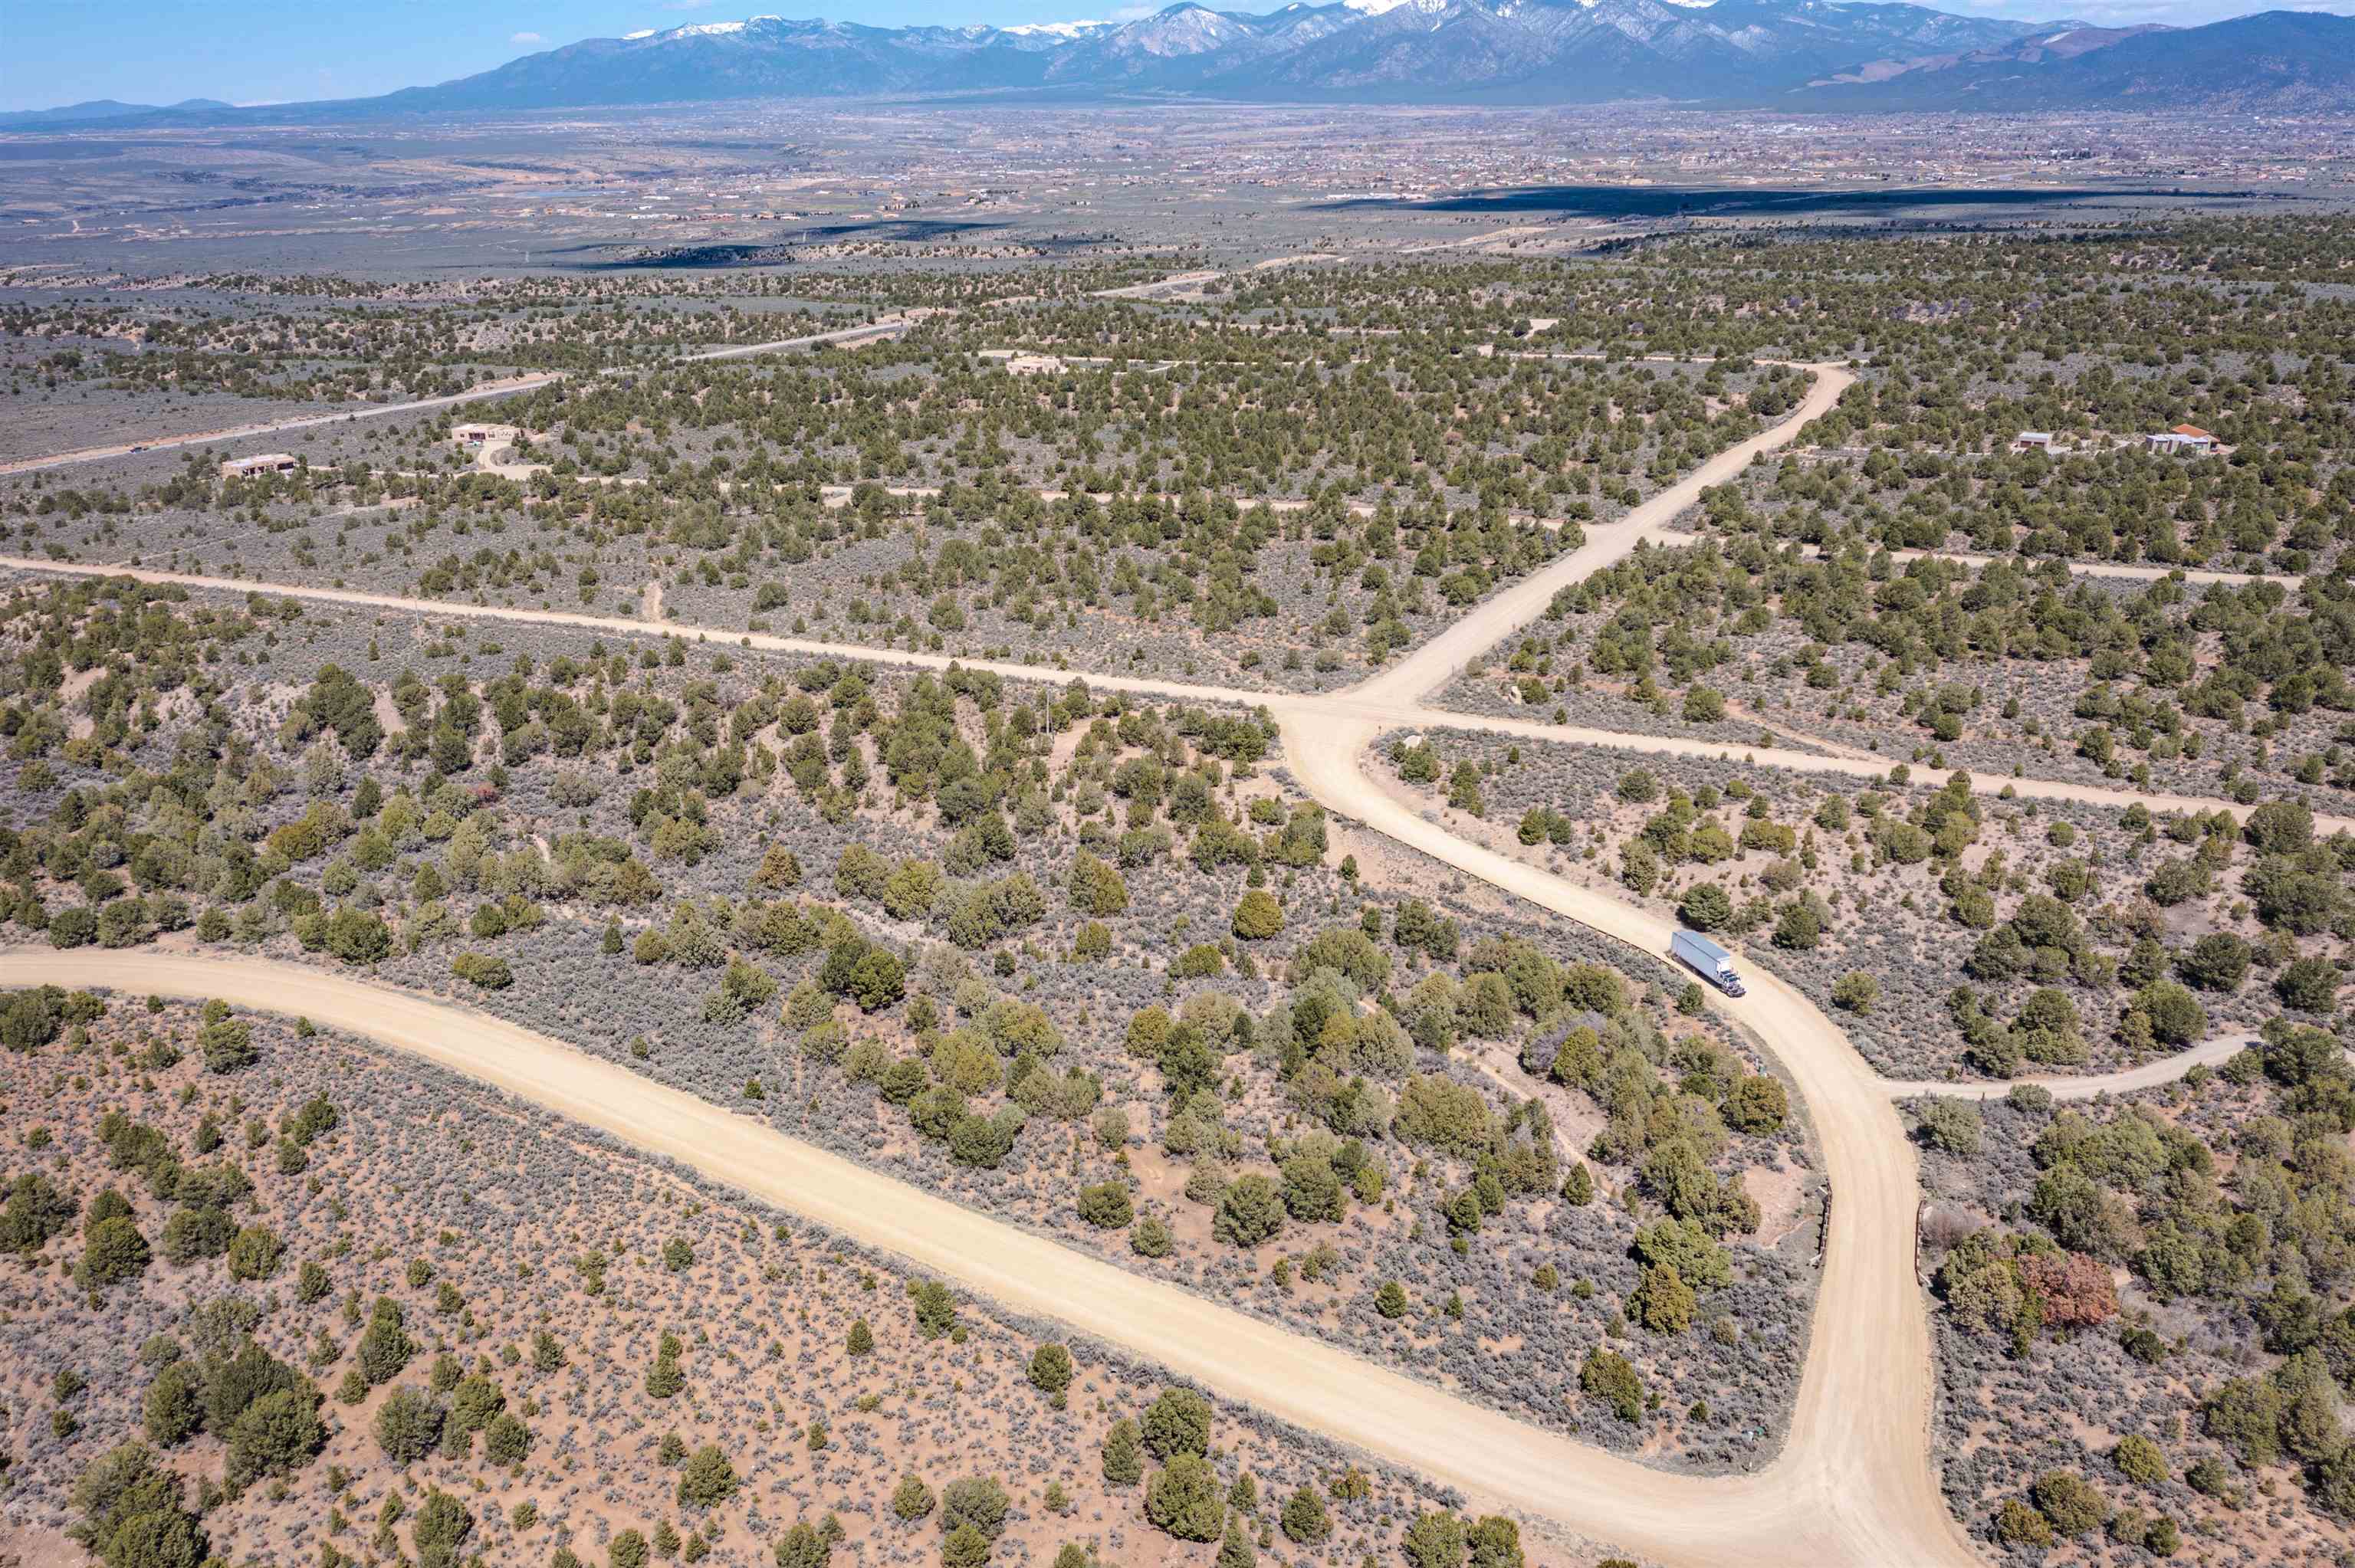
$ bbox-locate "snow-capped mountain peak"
[629,15,787,41]
[434,0,2313,119]
[1003,19,1112,38]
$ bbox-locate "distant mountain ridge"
[356,1,2109,109]
[0,97,231,129]
[1790,9,2355,110]
[7,5,2350,120]
[1806,23,2169,87]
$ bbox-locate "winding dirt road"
[3,355,2298,1567]
[1254,364,1989,1562]
[1279,710,1979,1566]
[0,946,1907,1568]
[1880,1033,2353,1104]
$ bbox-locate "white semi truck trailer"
[1670,930,1746,997]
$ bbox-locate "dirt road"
[1880,1032,2352,1103]
[3,352,2301,1568]
[0,552,1265,706]
[0,361,1972,1568]
[0,376,563,476]
[1277,712,1982,1568]
[1350,364,1857,710]
[1377,707,2354,834]
[24,543,2327,838]
[0,319,915,476]
[0,948,1816,1568]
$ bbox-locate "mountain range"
[5,3,2350,123]
[1795,8,2355,108]
[0,97,231,129]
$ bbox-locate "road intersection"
[1,356,2315,1567]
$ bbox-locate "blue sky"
[0,0,2336,113]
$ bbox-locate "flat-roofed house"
[218,453,298,480]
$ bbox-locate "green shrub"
[939,1476,1010,1540]
[373,1386,444,1461]
[2113,1435,2167,1486]
[1827,969,1884,1007]
[676,1445,738,1508]
[79,1215,149,1288]
[1579,1347,1643,1422]
[2031,1471,2106,1536]
[1401,1511,1467,1568]
[1100,1419,1143,1486]
[1280,1484,1332,1544]
[1143,1455,1222,1541]
[893,1475,937,1520]
[1211,1174,1286,1248]
[1026,1344,1073,1396]
[1677,884,1732,932]
[1076,1182,1132,1229]
[1231,890,1284,940]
